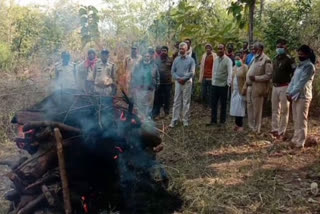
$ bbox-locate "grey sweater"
[171,55,195,81]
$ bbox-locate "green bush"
[0,42,12,71]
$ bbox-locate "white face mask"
[276,48,285,55]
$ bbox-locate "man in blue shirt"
[287,45,315,148]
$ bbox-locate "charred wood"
[24,168,59,192]
[54,128,72,214]
[23,121,81,134]
[17,194,46,214]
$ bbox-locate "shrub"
[0,42,12,71]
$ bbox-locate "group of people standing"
[197,39,316,149]
[54,38,316,149]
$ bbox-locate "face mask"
[299,56,307,62]
[276,48,285,55]
[235,60,242,67]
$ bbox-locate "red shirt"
[204,55,214,79]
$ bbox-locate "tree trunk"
[248,0,256,45]
[260,0,264,19]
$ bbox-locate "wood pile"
[5,89,170,214]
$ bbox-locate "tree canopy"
[0,0,319,72]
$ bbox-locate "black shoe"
[206,122,217,127]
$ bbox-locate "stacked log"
[5,89,168,214]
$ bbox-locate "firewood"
[24,169,59,192]
[15,147,57,181]
[7,172,27,192]
[4,189,19,201]
[41,185,55,206]
[12,111,45,124]
[54,128,72,214]
[16,195,35,212]
[34,127,53,141]
[23,121,81,134]
[17,194,46,214]
[140,129,162,148]
[12,157,29,170]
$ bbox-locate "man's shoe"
[290,142,304,149]
[270,131,279,138]
[169,121,178,128]
[237,127,244,132]
[219,122,226,126]
[152,115,159,121]
[278,133,287,141]
[183,121,189,127]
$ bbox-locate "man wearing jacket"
[246,42,273,133]
[271,39,295,139]
[287,45,315,148]
[94,49,118,97]
[153,46,173,118]
[199,44,217,107]
[131,52,159,120]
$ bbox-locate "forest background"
[0,0,319,70]
[2,0,319,106]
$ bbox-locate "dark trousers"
[211,85,228,124]
[153,84,172,117]
[235,117,243,127]
[201,80,212,106]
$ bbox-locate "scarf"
[186,46,193,57]
[85,58,98,70]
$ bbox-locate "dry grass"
[0,73,50,213]
[158,103,320,214]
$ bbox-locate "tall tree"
[228,0,259,45]
[149,0,241,53]
[79,5,100,47]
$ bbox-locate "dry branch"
[54,128,72,214]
